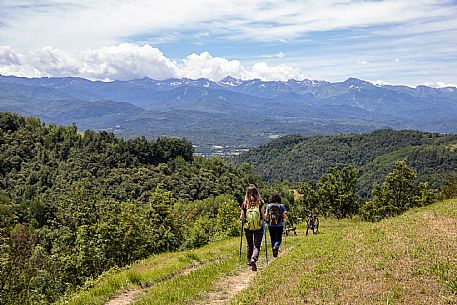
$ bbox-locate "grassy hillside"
[61,199,456,305]
[232,129,457,195]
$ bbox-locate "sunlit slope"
[61,200,456,305]
[231,199,456,305]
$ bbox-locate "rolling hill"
[232,129,457,195]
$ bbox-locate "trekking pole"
[264,221,268,266]
[239,220,244,263]
[283,219,287,255]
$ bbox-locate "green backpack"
[245,206,262,230]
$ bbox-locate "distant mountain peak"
[343,77,374,89]
[218,76,243,87]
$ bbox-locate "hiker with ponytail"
[240,184,265,271]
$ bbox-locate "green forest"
[232,130,457,196]
[0,112,259,304]
[1,112,457,304]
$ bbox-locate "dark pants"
[244,228,263,263]
[268,225,283,250]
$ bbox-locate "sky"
[0,0,456,87]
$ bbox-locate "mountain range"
[1,74,456,154]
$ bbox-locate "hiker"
[266,192,287,257]
[240,184,265,271]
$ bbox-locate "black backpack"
[268,203,282,225]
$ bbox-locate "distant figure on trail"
[306,211,319,235]
[266,192,287,257]
[240,184,265,271]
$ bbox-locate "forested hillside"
[0,112,258,305]
[233,129,457,195]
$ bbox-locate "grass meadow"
[60,199,456,305]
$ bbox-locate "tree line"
[233,130,457,196]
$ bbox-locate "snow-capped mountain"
[1,74,456,151]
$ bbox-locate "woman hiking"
[266,192,287,257]
[240,185,265,271]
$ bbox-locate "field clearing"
[231,199,456,305]
[61,200,456,305]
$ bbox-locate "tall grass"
[230,199,457,305]
[59,239,238,305]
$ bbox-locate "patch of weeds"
[411,245,425,259]
[448,276,457,294]
[385,283,403,304]
[314,261,331,274]
[105,277,122,291]
[411,266,425,276]
[127,271,142,285]
[373,260,386,271]
[432,261,450,281]
[384,271,393,279]
[296,276,313,298]
[178,251,201,263]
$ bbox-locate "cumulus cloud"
[250,62,305,81]
[79,44,178,80]
[0,44,307,81]
[179,51,246,80]
[0,46,21,65]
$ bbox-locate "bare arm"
[240,202,246,220]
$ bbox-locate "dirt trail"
[202,245,291,305]
[204,266,257,305]
[105,238,294,305]
[105,288,143,305]
[103,263,205,305]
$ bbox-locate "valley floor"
[61,200,456,305]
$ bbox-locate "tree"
[442,176,457,199]
[361,160,436,221]
[317,165,360,219]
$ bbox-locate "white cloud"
[0,46,21,65]
[179,51,246,80]
[29,47,80,76]
[0,44,307,82]
[0,1,456,86]
[250,62,305,81]
[371,80,391,86]
[424,81,457,88]
[79,44,178,80]
[1,1,455,50]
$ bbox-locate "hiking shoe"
[251,260,257,271]
[273,248,278,257]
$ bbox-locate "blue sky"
[0,0,456,87]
